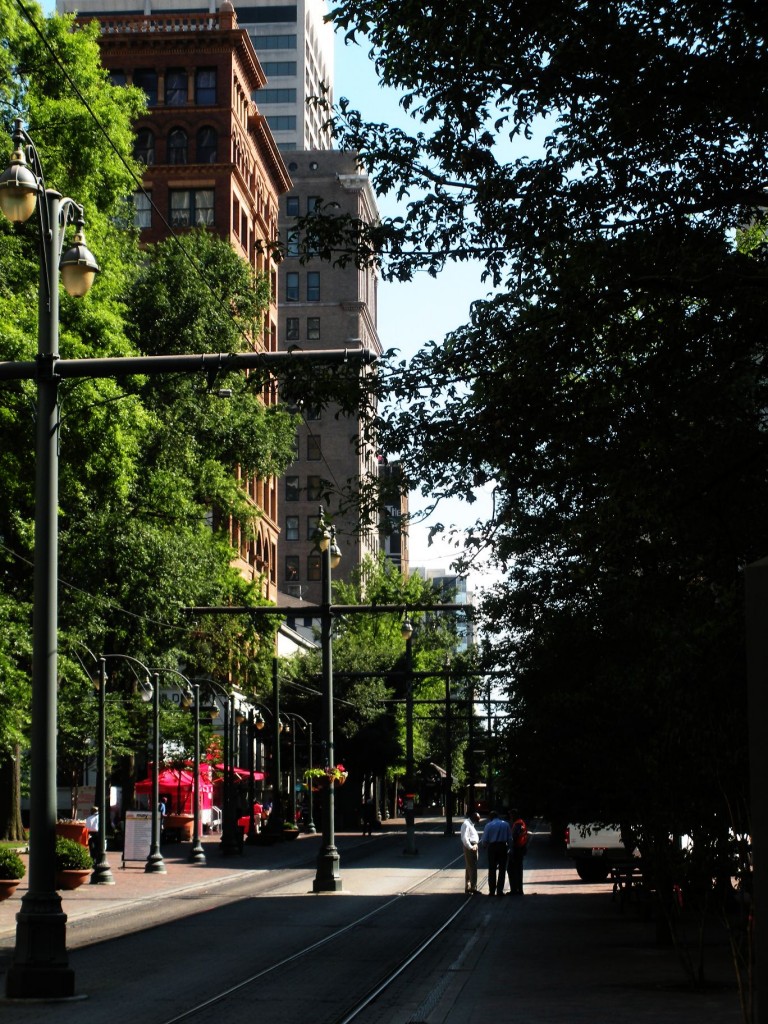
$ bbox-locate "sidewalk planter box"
[165,814,194,842]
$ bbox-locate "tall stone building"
[279,150,383,603]
[63,0,292,601]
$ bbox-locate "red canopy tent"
[135,766,214,815]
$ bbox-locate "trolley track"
[154,835,481,1024]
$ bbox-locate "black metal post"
[220,695,240,855]
[6,186,74,998]
[314,516,342,891]
[404,632,417,855]
[266,658,284,835]
[146,673,166,873]
[190,683,206,863]
[444,657,454,836]
[306,720,316,834]
[91,656,114,884]
[246,709,259,845]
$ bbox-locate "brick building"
[68,1,292,600]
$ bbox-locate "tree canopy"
[0,1,297,834]
[317,0,768,844]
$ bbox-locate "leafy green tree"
[282,553,463,821]
[314,0,765,873]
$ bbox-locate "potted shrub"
[282,822,300,841]
[55,835,93,890]
[0,847,26,901]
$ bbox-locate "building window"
[196,126,218,163]
[261,61,297,77]
[195,68,216,105]
[285,272,299,301]
[133,128,155,165]
[267,115,297,132]
[286,227,300,257]
[307,196,320,213]
[305,403,321,421]
[307,475,323,500]
[307,514,320,540]
[307,271,320,301]
[165,69,188,106]
[285,516,299,541]
[286,317,299,341]
[109,70,127,87]
[285,555,300,582]
[261,88,297,103]
[170,189,214,228]
[307,317,320,340]
[286,196,299,217]
[133,191,152,229]
[256,34,297,49]
[307,434,321,461]
[307,554,321,581]
[168,128,188,164]
[285,475,299,501]
[133,69,158,106]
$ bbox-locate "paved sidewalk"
[0,828,320,942]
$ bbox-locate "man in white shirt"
[460,810,481,893]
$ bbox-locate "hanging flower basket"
[305,764,348,787]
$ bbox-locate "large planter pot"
[165,814,195,841]
[55,822,89,846]
[56,869,91,891]
[282,829,300,841]
[0,879,20,901]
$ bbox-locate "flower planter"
[0,879,20,901]
[56,869,91,891]
[282,829,300,841]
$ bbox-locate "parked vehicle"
[565,823,634,882]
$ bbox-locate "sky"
[332,34,499,591]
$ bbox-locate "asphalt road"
[0,821,747,1024]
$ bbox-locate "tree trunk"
[0,746,25,841]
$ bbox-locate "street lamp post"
[284,713,314,833]
[190,683,206,863]
[145,672,166,874]
[1,119,99,1000]
[91,657,114,886]
[194,678,240,855]
[313,507,343,892]
[401,618,418,856]
[252,698,283,838]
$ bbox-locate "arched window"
[133,128,155,165]
[196,126,218,164]
[167,128,188,165]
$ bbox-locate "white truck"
[565,823,632,882]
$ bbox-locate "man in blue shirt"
[481,810,512,896]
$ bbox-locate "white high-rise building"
[239,0,334,151]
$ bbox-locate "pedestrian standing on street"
[481,810,512,896]
[507,808,529,895]
[460,810,481,893]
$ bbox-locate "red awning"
[214,764,264,781]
